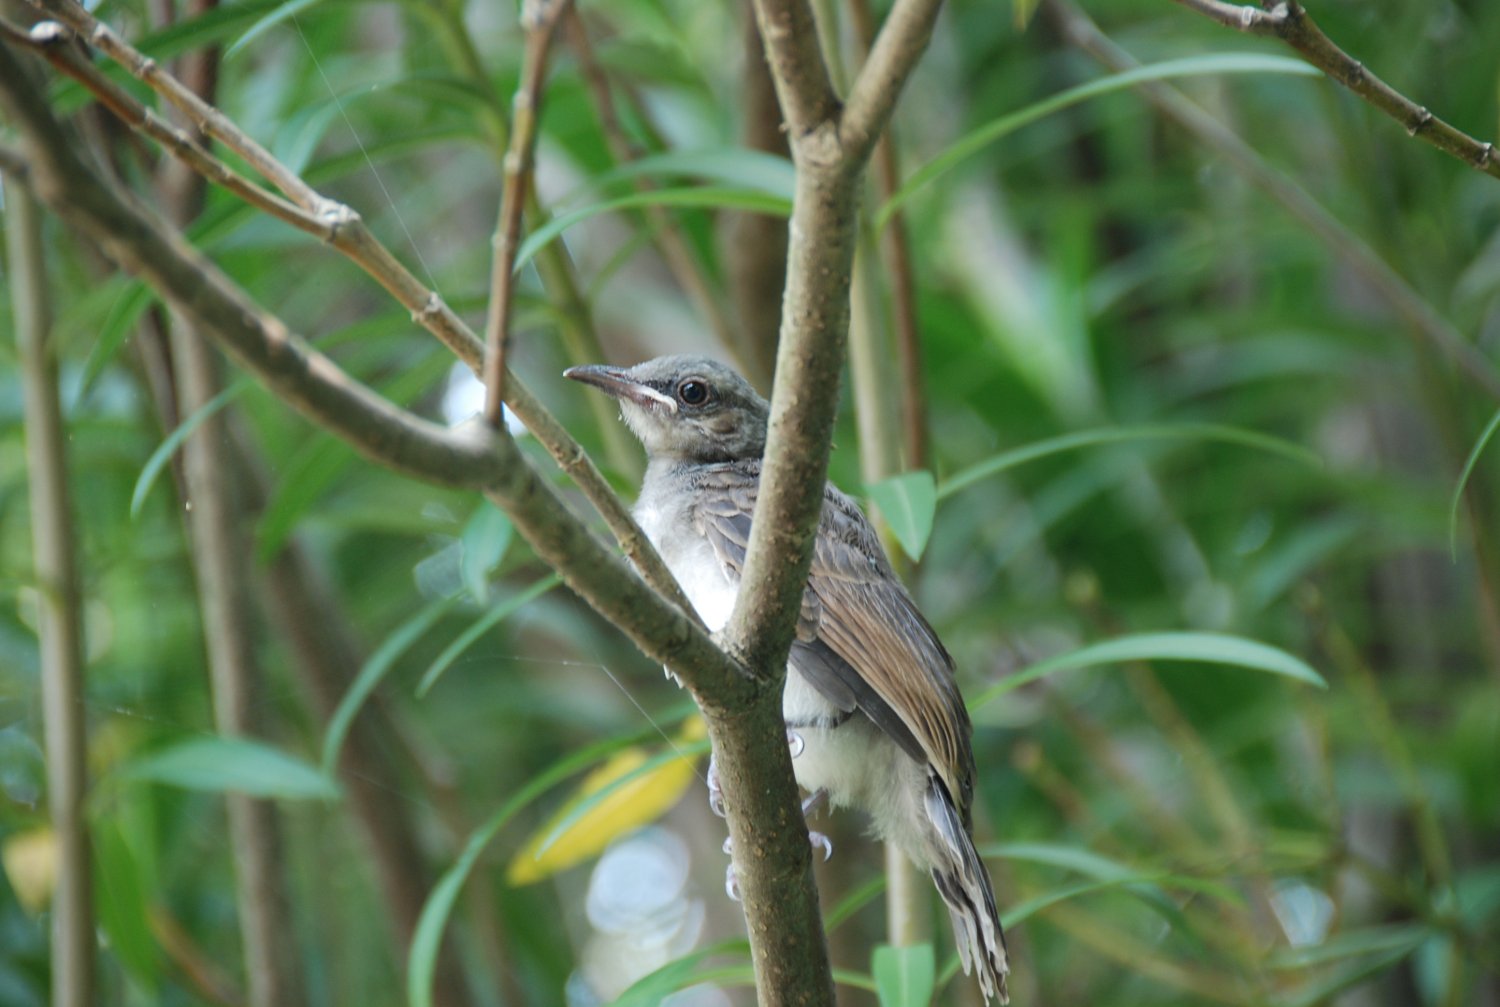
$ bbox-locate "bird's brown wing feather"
[690,461,975,811]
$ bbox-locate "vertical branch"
[146,6,305,1002]
[482,0,572,425]
[564,8,746,370]
[5,174,95,1007]
[726,4,791,388]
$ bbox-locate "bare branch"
[749,0,841,145]
[839,0,944,161]
[482,0,571,425]
[565,8,747,369]
[25,0,700,620]
[1048,0,1500,403]
[5,169,94,1007]
[1170,0,1500,181]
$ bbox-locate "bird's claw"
[706,756,727,819]
[787,730,805,759]
[810,830,833,862]
[725,863,741,902]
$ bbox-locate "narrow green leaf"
[872,943,935,1007]
[569,148,796,203]
[938,423,1322,501]
[322,595,457,774]
[121,737,338,800]
[80,284,155,397]
[868,471,937,561]
[416,576,562,697]
[131,382,249,519]
[94,821,159,990]
[971,631,1326,712]
[878,54,1321,228]
[610,940,754,1007]
[514,188,792,274]
[409,730,666,1007]
[225,0,327,58]
[459,504,514,604]
[1448,406,1500,560]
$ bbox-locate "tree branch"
[1170,0,1500,182]
[1047,0,1500,403]
[18,0,700,621]
[839,0,944,161]
[5,169,94,1007]
[481,0,571,425]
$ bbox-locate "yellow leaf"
[3,827,58,913]
[506,717,706,885]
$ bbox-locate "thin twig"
[482,0,571,426]
[725,6,790,388]
[1047,0,1500,403]
[145,3,307,997]
[23,0,700,620]
[848,0,927,471]
[564,8,747,367]
[1170,0,1500,182]
[5,168,95,1007]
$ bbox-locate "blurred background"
[2,0,1499,1004]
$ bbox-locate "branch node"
[1477,143,1495,170]
[413,292,443,324]
[316,200,359,241]
[1407,107,1433,136]
[798,119,844,168]
[1344,60,1365,87]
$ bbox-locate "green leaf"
[79,283,155,398]
[610,940,753,1007]
[1449,405,1500,559]
[416,576,561,697]
[514,187,792,274]
[872,943,935,1007]
[409,730,666,1007]
[878,54,1321,228]
[868,471,937,561]
[459,504,514,604]
[322,595,457,774]
[569,148,796,203]
[131,381,250,519]
[94,821,159,990]
[225,0,329,58]
[937,423,1321,501]
[120,737,338,800]
[970,631,1326,712]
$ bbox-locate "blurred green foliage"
[3,0,1500,1004]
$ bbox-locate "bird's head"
[565,355,769,464]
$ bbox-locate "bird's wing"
[690,461,975,810]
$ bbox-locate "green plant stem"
[5,168,95,1007]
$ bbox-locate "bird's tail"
[925,777,1009,1003]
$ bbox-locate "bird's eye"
[677,379,711,406]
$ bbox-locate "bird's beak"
[564,364,677,413]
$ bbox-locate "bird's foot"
[706,754,726,819]
[787,729,804,758]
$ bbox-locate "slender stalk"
[14,0,695,618]
[145,8,305,998]
[1047,0,1500,402]
[564,7,745,367]
[5,171,94,1007]
[1171,0,1500,181]
[725,4,791,389]
[482,0,571,425]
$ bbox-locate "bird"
[566,354,1010,1003]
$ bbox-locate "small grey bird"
[567,355,1009,1003]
